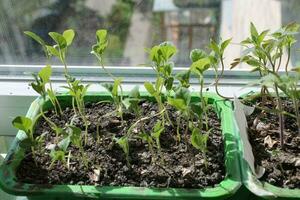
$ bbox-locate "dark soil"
[16,101,225,188]
[246,97,300,189]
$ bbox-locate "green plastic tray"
[0,92,242,200]
[236,92,300,199]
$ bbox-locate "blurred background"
[0,0,300,68]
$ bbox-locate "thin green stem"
[215,56,233,99]
[285,47,291,76]
[274,83,285,148]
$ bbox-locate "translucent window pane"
[0,0,300,68]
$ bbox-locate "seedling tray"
[0,92,241,200]
[236,92,300,199]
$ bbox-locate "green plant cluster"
[12,29,231,169]
[232,22,300,148]
[11,22,300,171]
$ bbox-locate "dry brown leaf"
[264,135,277,148]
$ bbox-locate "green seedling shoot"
[190,49,211,131]
[168,87,192,141]
[209,38,232,99]
[122,86,142,117]
[191,127,209,168]
[151,120,165,162]
[277,72,300,136]
[138,120,165,163]
[57,125,89,168]
[62,80,90,145]
[12,116,45,162]
[145,42,177,126]
[115,136,130,166]
[138,132,155,162]
[102,78,124,121]
[49,149,67,169]
[91,29,125,122]
[31,65,62,116]
[231,22,300,148]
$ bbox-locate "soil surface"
[245,97,300,189]
[16,101,225,188]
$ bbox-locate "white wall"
[220,0,283,69]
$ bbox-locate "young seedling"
[12,116,45,163]
[91,29,125,122]
[138,132,155,162]
[137,120,165,163]
[47,29,75,76]
[57,125,89,168]
[145,42,177,126]
[189,49,211,131]
[147,41,177,95]
[190,127,209,168]
[31,65,62,116]
[25,30,79,139]
[231,22,300,148]
[167,87,192,142]
[209,38,232,99]
[277,72,300,136]
[102,78,124,122]
[115,136,130,166]
[122,86,142,117]
[62,80,90,145]
[49,149,67,169]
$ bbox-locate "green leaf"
[175,87,191,105]
[31,82,43,96]
[190,57,210,75]
[12,116,32,134]
[155,77,164,92]
[164,77,174,91]
[149,45,160,63]
[246,59,261,67]
[24,31,46,46]
[167,97,187,111]
[144,82,156,95]
[159,41,177,61]
[138,132,153,144]
[209,39,220,56]
[191,128,208,152]
[152,120,164,139]
[48,32,67,49]
[250,22,259,39]
[112,78,122,97]
[46,45,60,57]
[68,126,82,147]
[58,136,70,152]
[220,38,232,53]
[175,70,190,88]
[116,136,129,157]
[190,49,207,62]
[92,29,108,56]
[63,29,75,46]
[258,30,269,43]
[50,150,66,162]
[129,86,140,99]
[96,29,108,44]
[38,65,52,83]
[190,102,203,118]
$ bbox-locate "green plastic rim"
[237,91,300,199]
[0,92,241,199]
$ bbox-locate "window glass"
[0,0,300,68]
[0,0,220,66]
